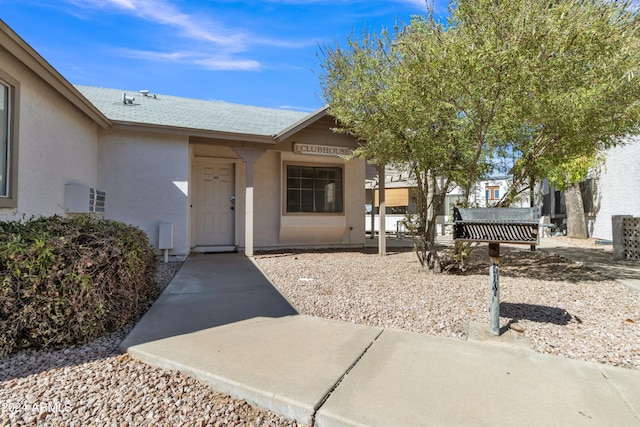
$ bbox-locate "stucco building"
[591,137,640,240]
[0,20,365,257]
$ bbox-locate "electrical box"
[158,223,174,249]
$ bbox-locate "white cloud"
[396,0,450,14]
[116,48,262,71]
[66,0,319,56]
[65,0,446,72]
[396,0,430,10]
[256,0,440,12]
[68,0,247,47]
[104,0,136,9]
[194,57,262,71]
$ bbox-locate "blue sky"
[2,0,449,112]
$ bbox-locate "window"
[0,74,18,208]
[286,165,343,213]
[1,82,9,197]
[486,186,500,201]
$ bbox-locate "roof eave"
[110,121,279,144]
[0,20,111,129]
[273,106,329,142]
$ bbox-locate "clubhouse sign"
[293,143,353,158]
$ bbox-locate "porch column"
[378,164,386,256]
[233,147,265,257]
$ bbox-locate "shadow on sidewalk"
[541,246,640,282]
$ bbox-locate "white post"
[378,164,386,256]
[245,184,255,257]
[233,147,265,257]
[370,183,376,239]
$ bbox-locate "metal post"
[488,243,500,335]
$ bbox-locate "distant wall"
[592,138,640,240]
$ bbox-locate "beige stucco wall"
[190,119,366,251]
[252,150,280,246]
[274,115,365,247]
[98,129,190,255]
[0,46,99,221]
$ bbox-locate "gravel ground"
[0,261,301,427]
[255,238,639,370]
[2,238,637,426]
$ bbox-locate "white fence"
[365,215,450,237]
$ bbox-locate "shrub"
[0,215,159,356]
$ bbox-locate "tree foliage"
[319,0,640,269]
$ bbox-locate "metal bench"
[452,207,540,335]
[453,207,540,245]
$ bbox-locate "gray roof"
[75,85,311,138]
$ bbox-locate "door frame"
[190,156,240,252]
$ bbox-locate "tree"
[319,26,484,271]
[400,0,640,204]
[319,0,640,270]
[547,155,600,238]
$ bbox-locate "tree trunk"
[565,183,588,238]
[426,169,435,245]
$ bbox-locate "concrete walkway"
[121,249,640,426]
[120,253,297,349]
[537,238,640,293]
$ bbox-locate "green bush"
[0,215,159,356]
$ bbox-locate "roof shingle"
[75,85,310,137]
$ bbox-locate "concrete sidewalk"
[122,250,640,426]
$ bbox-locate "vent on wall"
[90,188,106,213]
[64,184,106,214]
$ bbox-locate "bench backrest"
[455,207,539,223]
[453,207,540,244]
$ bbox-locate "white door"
[194,160,235,247]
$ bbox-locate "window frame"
[0,70,19,208]
[486,185,500,201]
[283,162,344,215]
